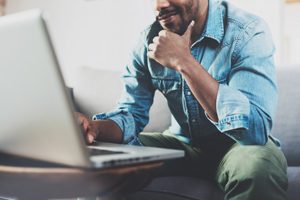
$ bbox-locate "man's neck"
[191,0,209,43]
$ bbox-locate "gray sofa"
[72,66,300,200]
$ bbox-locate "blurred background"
[2,0,300,84]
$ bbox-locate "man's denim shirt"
[93,0,279,146]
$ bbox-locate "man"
[77,0,288,199]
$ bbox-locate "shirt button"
[187,91,192,95]
[192,119,196,123]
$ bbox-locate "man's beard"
[157,1,195,35]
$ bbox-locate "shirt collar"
[197,0,224,44]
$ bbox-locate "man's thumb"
[182,20,195,41]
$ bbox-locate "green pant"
[139,131,288,200]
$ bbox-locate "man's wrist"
[93,119,123,143]
[176,54,198,75]
[92,119,102,137]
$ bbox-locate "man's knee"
[217,142,288,199]
[221,156,284,185]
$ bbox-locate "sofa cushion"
[271,69,300,166]
[127,176,224,200]
[287,167,300,200]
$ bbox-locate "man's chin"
[161,24,180,34]
[159,22,185,35]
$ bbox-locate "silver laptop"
[0,9,184,168]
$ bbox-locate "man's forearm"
[94,119,123,143]
[177,56,219,122]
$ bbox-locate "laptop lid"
[0,9,92,167]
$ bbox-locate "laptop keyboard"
[87,148,126,156]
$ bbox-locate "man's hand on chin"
[147,20,195,71]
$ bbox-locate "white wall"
[6,0,289,84]
[229,0,284,66]
[283,3,300,66]
[6,0,155,84]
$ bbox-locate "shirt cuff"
[205,112,249,132]
[206,84,250,132]
[92,109,136,144]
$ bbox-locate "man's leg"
[138,131,233,178]
[216,139,288,200]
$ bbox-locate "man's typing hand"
[75,112,123,144]
[75,112,99,144]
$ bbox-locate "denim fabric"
[93,0,278,146]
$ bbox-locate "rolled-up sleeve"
[93,31,155,144]
[207,19,278,145]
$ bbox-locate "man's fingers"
[87,133,95,144]
[148,43,156,51]
[182,20,195,41]
[153,36,159,43]
[148,43,155,60]
[76,115,89,132]
[158,30,168,37]
[75,112,97,144]
[86,127,97,144]
[147,50,155,60]
[83,120,89,132]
